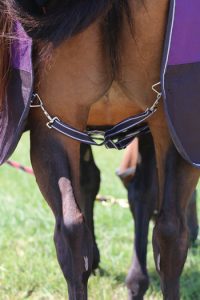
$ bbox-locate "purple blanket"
[162,0,200,167]
[0,22,33,164]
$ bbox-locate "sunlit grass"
[0,132,199,299]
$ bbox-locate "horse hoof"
[127,289,144,300]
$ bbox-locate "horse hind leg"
[30,125,93,300]
[150,113,200,300]
[80,143,101,271]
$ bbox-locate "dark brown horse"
[1,1,200,299]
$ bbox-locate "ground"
[0,133,199,300]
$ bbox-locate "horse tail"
[103,0,132,76]
[13,0,114,43]
[0,1,13,109]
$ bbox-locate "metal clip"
[149,82,162,112]
[30,93,60,128]
[46,117,60,129]
[152,82,162,97]
[30,93,43,108]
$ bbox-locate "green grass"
[0,133,199,300]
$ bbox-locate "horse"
[1,1,200,299]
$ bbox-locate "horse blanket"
[1,0,200,168]
[0,22,33,164]
[162,0,200,167]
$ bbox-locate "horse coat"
[162,0,200,168]
[1,0,200,167]
[0,22,33,164]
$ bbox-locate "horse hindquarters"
[30,124,93,300]
[149,109,200,300]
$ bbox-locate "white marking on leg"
[84,256,89,271]
[157,253,161,272]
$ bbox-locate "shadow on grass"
[97,267,127,284]
[96,264,200,299]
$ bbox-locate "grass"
[0,132,199,300]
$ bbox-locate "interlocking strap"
[51,117,150,149]
[51,119,97,145]
[30,82,161,150]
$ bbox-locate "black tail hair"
[16,0,132,75]
[103,0,132,76]
[1,0,132,77]
[15,0,114,43]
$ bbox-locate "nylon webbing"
[30,82,161,150]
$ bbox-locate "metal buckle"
[152,82,161,96]
[105,139,119,149]
[46,117,60,129]
[30,82,160,147]
[87,130,106,145]
[148,82,162,113]
[30,94,43,108]
[30,93,60,129]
